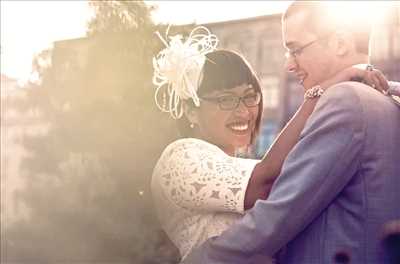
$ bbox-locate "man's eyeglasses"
[201,92,261,111]
[285,35,330,59]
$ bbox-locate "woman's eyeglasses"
[201,92,261,110]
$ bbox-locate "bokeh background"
[1,1,399,263]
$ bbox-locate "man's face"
[282,12,338,90]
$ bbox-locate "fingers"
[340,65,390,95]
[373,70,390,94]
[369,71,381,91]
[364,68,390,94]
[361,70,375,87]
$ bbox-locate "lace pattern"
[151,138,259,259]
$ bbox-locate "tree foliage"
[3,1,180,262]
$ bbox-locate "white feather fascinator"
[152,26,218,119]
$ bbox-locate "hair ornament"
[152,26,218,119]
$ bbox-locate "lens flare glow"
[325,1,397,26]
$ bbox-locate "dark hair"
[177,49,263,145]
[282,1,371,55]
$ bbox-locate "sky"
[148,1,291,24]
[1,1,93,83]
[0,1,396,83]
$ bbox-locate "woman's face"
[191,83,260,155]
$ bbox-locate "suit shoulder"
[322,81,396,111]
[317,81,366,110]
[320,81,388,111]
[323,81,368,99]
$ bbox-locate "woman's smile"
[226,120,251,135]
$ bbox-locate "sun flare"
[325,1,396,26]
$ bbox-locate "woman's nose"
[234,100,250,115]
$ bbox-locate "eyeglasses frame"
[200,92,261,111]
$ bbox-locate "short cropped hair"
[282,1,371,55]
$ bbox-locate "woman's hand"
[330,64,390,93]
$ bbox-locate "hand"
[317,64,390,96]
[340,64,390,94]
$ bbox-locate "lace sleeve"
[153,138,259,214]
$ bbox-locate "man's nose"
[285,55,297,73]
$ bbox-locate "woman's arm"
[244,66,388,210]
[244,97,318,209]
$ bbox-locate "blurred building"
[204,7,400,157]
[370,7,400,82]
[52,37,93,85]
[1,74,47,223]
[49,6,400,158]
[1,74,24,223]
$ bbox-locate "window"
[259,38,284,75]
[224,31,258,68]
[260,76,279,109]
[239,35,258,69]
[255,121,278,158]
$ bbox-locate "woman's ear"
[183,102,199,125]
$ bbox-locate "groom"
[185,2,400,263]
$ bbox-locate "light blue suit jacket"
[185,82,400,263]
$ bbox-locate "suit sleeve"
[184,84,366,263]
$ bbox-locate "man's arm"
[184,83,366,263]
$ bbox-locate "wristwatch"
[304,85,325,100]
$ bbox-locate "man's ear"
[183,102,199,125]
[333,29,355,57]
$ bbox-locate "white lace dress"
[151,138,260,261]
